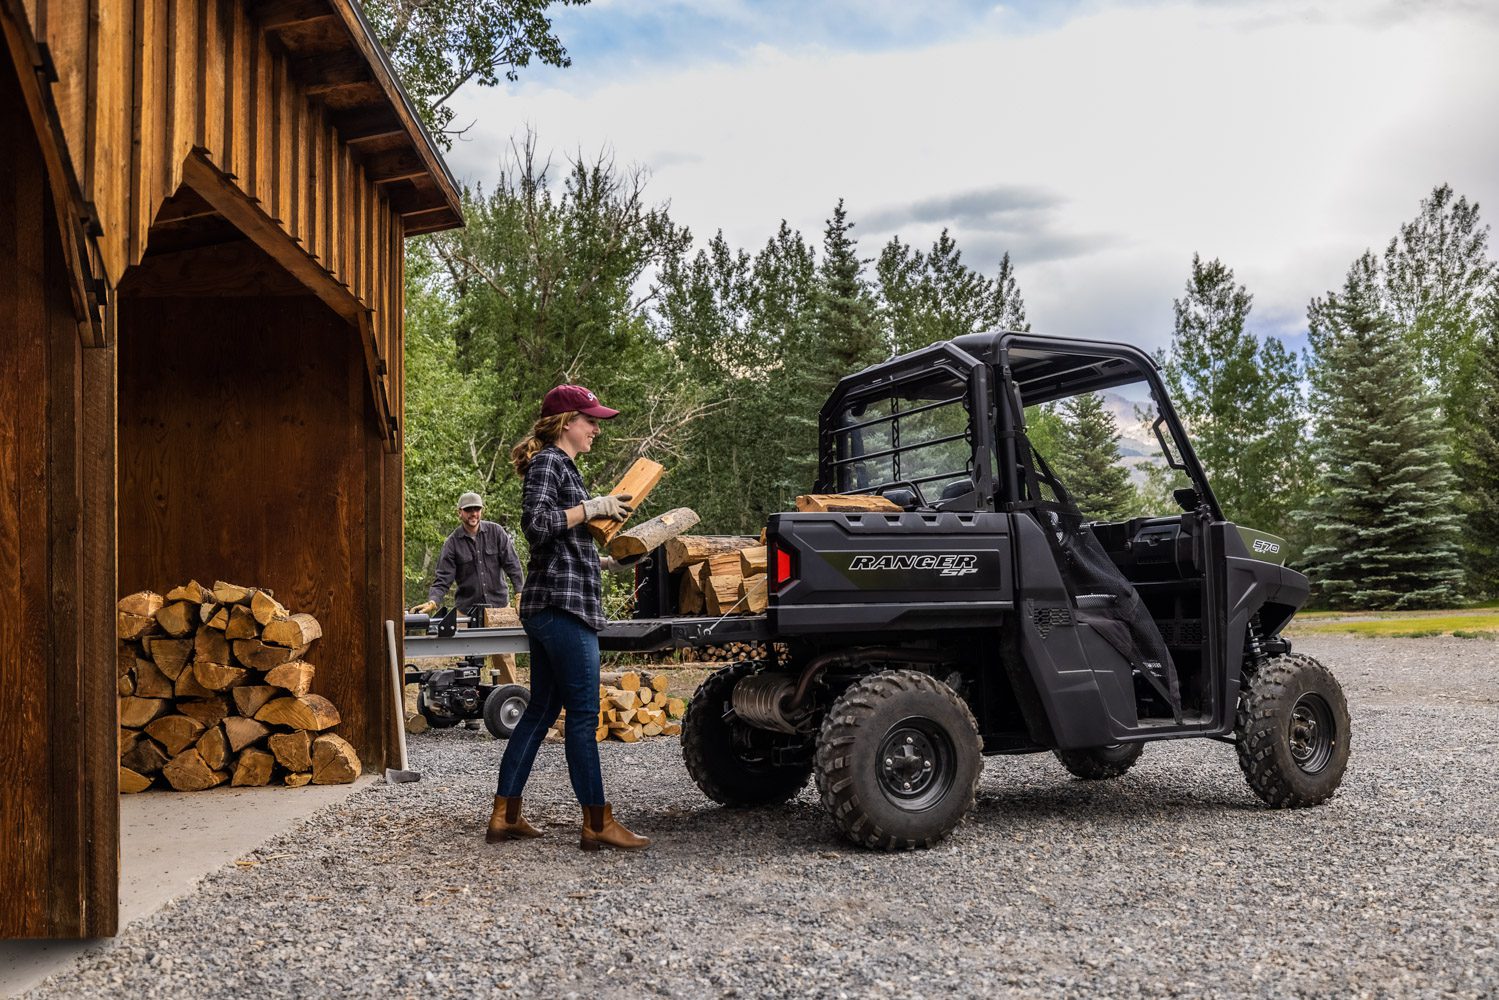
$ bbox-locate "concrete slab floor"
[0,776,371,998]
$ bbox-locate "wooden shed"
[1,0,460,937]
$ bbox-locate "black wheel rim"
[1288,693,1335,773]
[876,717,955,810]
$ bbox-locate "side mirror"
[1173,487,1201,512]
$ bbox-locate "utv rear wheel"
[814,669,982,851]
[682,662,812,807]
[1236,653,1350,807]
[1054,742,1143,780]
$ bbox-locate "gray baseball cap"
[457,492,484,510]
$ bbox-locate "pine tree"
[1299,251,1464,609]
[1160,254,1311,537]
[1050,392,1136,519]
[813,200,883,377]
[875,229,1029,354]
[1454,280,1499,598]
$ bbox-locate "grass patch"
[1291,612,1499,638]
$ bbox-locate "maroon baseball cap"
[540,384,619,419]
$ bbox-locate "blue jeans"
[496,607,605,806]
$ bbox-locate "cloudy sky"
[443,0,1499,356]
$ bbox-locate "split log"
[197,726,229,771]
[226,606,259,640]
[203,605,229,630]
[608,725,640,743]
[284,773,313,788]
[600,671,641,692]
[174,666,214,699]
[117,612,158,641]
[232,685,279,718]
[120,767,152,794]
[662,721,682,736]
[154,601,198,637]
[268,730,312,771]
[664,534,758,573]
[146,715,207,755]
[194,628,230,666]
[144,637,193,679]
[678,571,704,614]
[795,493,902,513]
[118,591,164,617]
[177,696,231,729]
[255,694,341,731]
[166,580,209,603]
[739,546,767,576]
[163,749,228,791]
[642,722,663,737]
[606,690,638,713]
[117,672,134,697]
[703,573,745,616]
[606,507,701,561]
[232,749,275,787]
[251,590,288,626]
[311,734,360,784]
[211,580,254,605]
[224,715,270,752]
[262,613,321,648]
[483,606,522,628]
[695,552,745,588]
[740,575,769,614]
[121,736,170,775]
[119,696,170,728]
[193,660,247,691]
[585,457,666,546]
[264,661,315,697]
[120,729,142,757]
[595,725,608,742]
[234,638,305,670]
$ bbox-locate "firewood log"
[268,730,312,771]
[120,729,142,757]
[678,571,704,614]
[145,637,193,679]
[198,726,229,771]
[121,736,169,775]
[664,535,758,573]
[177,696,231,729]
[120,766,152,793]
[666,698,687,718]
[740,575,768,614]
[608,725,640,743]
[284,772,313,787]
[119,696,170,728]
[643,722,663,737]
[648,674,670,694]
[146,714,207,755]
[585,457,665,546]
[163,749,229,791]
[795,493,902,513]
[262,613,321,648]
[264,661,315,697]
[117,671,134,697]
[166,580,209,603]
[211,580,254,605]
[600,671,641,692]
[606,507,700,561]
[662,722,681,736]
[203,605,229,630]
[118,591,164,617]
[234,638,306,670]
[174,667,216,699]
[595,725,608,742]
[232,749,275,787]
[223,715,270,752]
[155,601,198,637]
[194,628,230,666]
[311,734,360,784]
[192,660,247,691]
[117,612,158,641]
[251,590,288,626]
[232,685,279,718]
[606,690,638,712]
[703,574,744,616]
[739,546,767,576]
[226,606,259,640]
[695,552,744,588]
[255,694,341,731]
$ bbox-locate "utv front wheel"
[814,669,982,851]
[682,662,812,807]
[1054,742,1143,780]
[1236,653,1350,807]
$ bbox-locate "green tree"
[1299,251,1464,609]
[1050,393,1137,520]
[876,229,1028,355]
[1159,254,1311,537]
[1454,280,1499,598]
[811,199,883,379]
[364,0,590,145]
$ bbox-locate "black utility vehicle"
[636,331,1350,850]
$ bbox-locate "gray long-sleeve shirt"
[426,520,526,610]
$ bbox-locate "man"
[413,491,526,617]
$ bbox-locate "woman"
[488,384,651,852]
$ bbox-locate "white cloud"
[445,0,1499,353]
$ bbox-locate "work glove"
[410,600,438,615]
[583,493,634,522]
[599,556,634,576]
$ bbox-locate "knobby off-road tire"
[1236,653,1350,807]
[682,662,813,807]
[814,669,982,851]
[1054,742,1144,780]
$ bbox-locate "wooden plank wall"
[25,0,405,419]
[1,54,118,938]
[117,296,398,770]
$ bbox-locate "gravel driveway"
[28,636,1499,998]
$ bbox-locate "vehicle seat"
[939,480,973,501]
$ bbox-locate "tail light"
[772,543,795,591]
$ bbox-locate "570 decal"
[848,553,980,577]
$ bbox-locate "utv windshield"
[829,370,978,501]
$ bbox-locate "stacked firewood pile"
[549,670,686,743]
[116,580,360,792]
[680,641,772,663]
[667,535,767,616]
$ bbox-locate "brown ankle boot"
[486,795,543,842]
[579,804,651,852]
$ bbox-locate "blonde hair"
[511,411,577,476]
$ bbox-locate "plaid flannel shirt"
[518,445,605,631]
